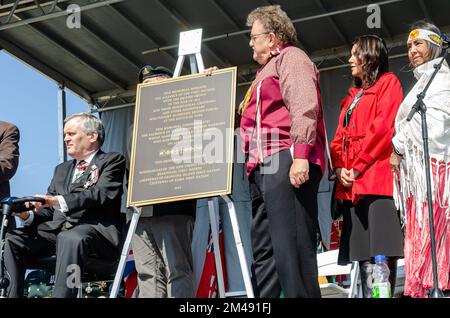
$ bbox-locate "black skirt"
[338,195,404,265]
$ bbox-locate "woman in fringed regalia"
[391,20,450,298]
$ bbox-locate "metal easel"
[110,29,253,298]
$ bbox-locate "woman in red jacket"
[330,35,404,297]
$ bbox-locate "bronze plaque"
[127,67,236,207]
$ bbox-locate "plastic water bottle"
[372,255,391,298]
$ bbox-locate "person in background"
[0,120,19,201]
[330,35,404,298]
[391,20,450,298]
[240,5,326,298]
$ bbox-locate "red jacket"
[330,72,403,202]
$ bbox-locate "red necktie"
[73,160,88,182]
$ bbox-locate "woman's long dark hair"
[352,35,389,88]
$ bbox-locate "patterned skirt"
[396,158,450,298]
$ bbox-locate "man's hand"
[336,167,354,188]
[289,159,309,188]
[390,152,402,173]
[32,194,58,213]
[203,66,219,76]
[11,211,31,220]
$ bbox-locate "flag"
[330,219,343,251]
[196,224,227,298]
[329,220,348,287]
[123,249,138,298]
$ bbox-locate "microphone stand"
[0,200,14,298]
[406,43,449,298]
[0,196,46,298]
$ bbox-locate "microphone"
[0,196,46,216]
[0,197,18,205]
[441,33,450,45]
[0,197,17,216]
[11,196,46,205]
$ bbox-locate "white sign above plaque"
[178,29,202,56]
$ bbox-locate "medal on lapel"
[83,164,99,189]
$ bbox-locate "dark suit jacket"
[0,121,20,200]
[35,150,126,246]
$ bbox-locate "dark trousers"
[4,223,119,298]
[249,150,322,298]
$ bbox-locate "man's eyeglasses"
[250,32,270,41]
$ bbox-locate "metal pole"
[207,198,226,298]
[221,195,254,298]
[91,103,135,114]
[57,84,67,163]
[109,206,141,298]
[0,0,127,31]
[142,0,406,55]
[420,109,444,298]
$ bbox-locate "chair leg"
[77,283,83,298]
[359,260,374,298]
[387,257,398,297]
[348,261,361,298]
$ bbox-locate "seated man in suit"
[5,113,126,298]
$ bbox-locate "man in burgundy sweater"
[240,6,326,298]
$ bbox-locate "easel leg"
[221,196,254,298]
[207,197,226,298]
[109,206,141,298]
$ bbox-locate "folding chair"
[317,249,361,298]
[27,254,119,297]
[26,214,130,298]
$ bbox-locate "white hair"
[64,112,105,147]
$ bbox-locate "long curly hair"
[352,35,389,89]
